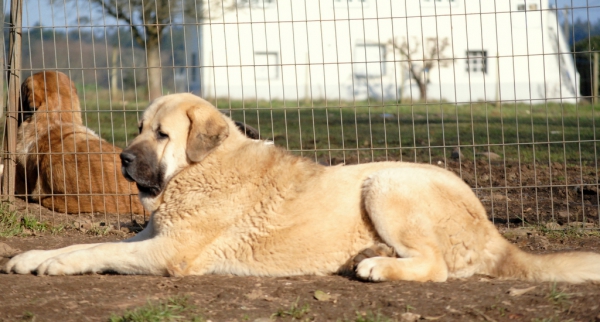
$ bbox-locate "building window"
[238,0,274,8]
[254,52,279,80]
[516,3,537,11]
[466,50,487,74]
[354,44,385,78]
[420,0,458,7]
[334,0,368,8]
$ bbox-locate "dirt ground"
[0,161,600,321]
[1,231,600,322]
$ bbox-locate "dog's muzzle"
[120,148,163,196]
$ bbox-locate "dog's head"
[120,93,239,211]
[19,71,82,126]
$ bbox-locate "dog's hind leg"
[356,168,449,282]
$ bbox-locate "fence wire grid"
[0,0,599,230]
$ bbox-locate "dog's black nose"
[120,151,136,165]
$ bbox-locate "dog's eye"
[156,130,169,140]
[138,121,143,134]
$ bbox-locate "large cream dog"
[5,93,600,283]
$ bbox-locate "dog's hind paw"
[355,257,392,282]
[338,243,396,277]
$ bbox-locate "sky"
[4,0,600,29]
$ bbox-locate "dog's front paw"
[4,250,54,274]
[355,257,391,282]
[36,258,70,276]
[36,253,92,276]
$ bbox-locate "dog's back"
[16,71,145,215]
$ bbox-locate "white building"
[184,0,580,103]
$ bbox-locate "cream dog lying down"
[5,93,600,283]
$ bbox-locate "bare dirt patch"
[1,228,600,321]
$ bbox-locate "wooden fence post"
[2,0,22,201]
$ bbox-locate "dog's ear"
[18,76,39,125]
[234,121,260,140]
[186,106,230,162]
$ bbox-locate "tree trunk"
[408,64,427,102]
[111,47,120,102]
[146,41,162,100]
[419,82,427,101]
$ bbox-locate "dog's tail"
[490,241,600,283]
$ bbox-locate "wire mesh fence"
[0,0,599,230]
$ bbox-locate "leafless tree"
[389,37,451,101]
[89,0,236,100]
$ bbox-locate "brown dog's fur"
[15,71,144,214]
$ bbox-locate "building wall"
[194,0,580,103]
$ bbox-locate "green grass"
[77,95,600,164]
[109,295,204,322]
[0,202,61,237]
[272,298,311,320]
[349,311,393,322]
[529,224,600,239]
[547,283,571,308]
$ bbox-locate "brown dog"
[15,71,145,214]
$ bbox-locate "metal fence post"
[593,52,599,105]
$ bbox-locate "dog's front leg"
[34,237,176,276]
[5,243,103,274]
[5,215,158,275]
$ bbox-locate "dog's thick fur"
[15,71,144,214]
[5,93,600,283]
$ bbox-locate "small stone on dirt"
[503,228,533,240]
[108,229,127,237]
[451,147,463,160]
[245,289,264,300]
[492,193,510,202]
[459,172,474,184]
[314,290,332,301]
[508,286,536,296]
[545,222,561,230]
[480,152,501,161]
[0,242,20,257]
[508,313,524,319]
[400,312,421,322]
[528,235,550,250]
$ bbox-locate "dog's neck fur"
[139,117,261,213]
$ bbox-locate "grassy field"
[76,95,600,165]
